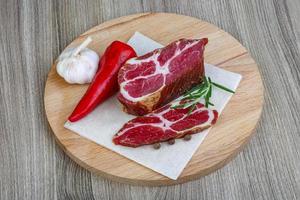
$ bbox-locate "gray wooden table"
[1,0,299,199]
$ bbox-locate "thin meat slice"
[118,38,208,116]
[113,102,218,148]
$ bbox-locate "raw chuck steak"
[118,38,208,115]
[113,102,218,148]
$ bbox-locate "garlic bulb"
[56,37,100,84]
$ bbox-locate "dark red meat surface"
[118,38,208,116]
[113,102,218,147]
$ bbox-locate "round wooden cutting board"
[44,13,264,186]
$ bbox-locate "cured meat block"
[113,102,218,147]
[118,38,208,115]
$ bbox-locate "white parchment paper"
[65,32,242,180]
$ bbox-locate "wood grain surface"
[0,0,299,199]
[44,13,264,185]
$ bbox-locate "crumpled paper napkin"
[65,32,242,180]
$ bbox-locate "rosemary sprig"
[171,76,235,113]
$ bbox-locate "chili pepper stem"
[72,36,92,57]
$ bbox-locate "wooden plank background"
[0,0,299,199]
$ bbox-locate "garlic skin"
[56,47,99,84]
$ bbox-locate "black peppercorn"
[153,143,161,149]
[183,134,191,141]
[168,139,175,145]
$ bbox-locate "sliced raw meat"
[113,102,218,147]
[118,38,208,115]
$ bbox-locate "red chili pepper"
[68,41,137,122]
